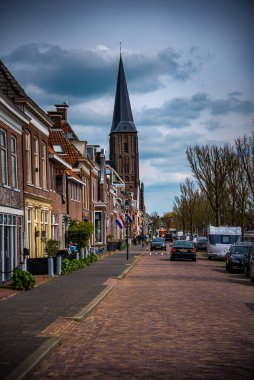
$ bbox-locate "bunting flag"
[120,213,125,226]
[115,214,124,229]
[127,212,133,223]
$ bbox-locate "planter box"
[107,241,123,251]
[27,257,57,275]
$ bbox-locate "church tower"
[109,54,140,201]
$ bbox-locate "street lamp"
[125,199,130,260]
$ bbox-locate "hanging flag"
[120,214,125,226]
[127,212,133,223]
[115,216,124,229]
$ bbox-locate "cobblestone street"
[30,252,254,380]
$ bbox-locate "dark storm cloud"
[4,44,116,98]
[139,92,254,128]
[211,96,254,115]
[3,43,203,99]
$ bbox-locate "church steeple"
[110,54,137,134]
[109,53,140,201]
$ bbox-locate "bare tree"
[180,178,198,234]
[186,144,231,226]
[235,133,254,207]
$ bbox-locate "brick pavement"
[29,252,254,380]
[1,250,142,379]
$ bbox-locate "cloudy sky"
[1,0,254,215]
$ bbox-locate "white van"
[207,225,241,259]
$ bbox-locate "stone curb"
[4,336,61,380]
[117,254,143,279]
[64,283,116,322]
[4,252,143,380]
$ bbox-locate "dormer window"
[52,144,64,153]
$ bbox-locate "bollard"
[56,255,62,275]
[48,257,54,277]
[80,247,85,259]
[20,262,26,271]
[75,251,79,260]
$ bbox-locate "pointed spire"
[110,54,137,134]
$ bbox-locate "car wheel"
[193,257,196,261]
[208,256,211,260]
[170,256,174,261]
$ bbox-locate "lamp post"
[125,200,130,260]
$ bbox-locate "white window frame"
[25,131,32,184]
[0,129,8,185]
[11,136,18,189]
[34,137,40,187]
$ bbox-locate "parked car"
[170,240,196,261]
[165,233,174,242]
[195,237,208,251]
[249,250,254,282]
[225,242,253,273]
[150,237,166,251]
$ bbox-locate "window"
[52,144,64,153]
[95,212,102,242]
[34,137,40,186]
[11,136,18,188]
[41,142,47,189]
[124,157,129,173]
[49,161,55,191]
[124,136,128,153]
[51,214,58,240]
[25,131,32,184]
[27,208,32,252]
[83,177,89,209]
[71,182,81,201]
[0,129,7,185]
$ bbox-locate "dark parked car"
[195,237,208,251]
[242,246,254,280]
[165,233,174,242]
[170,240,196,261]
[151,237,166,251]
[225,242,253,273]
[242,243,254,276]
[249,250,254,282]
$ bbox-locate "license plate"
[180,249,187,252]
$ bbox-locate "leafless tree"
[235,132,254,206]
[186,144,231,226]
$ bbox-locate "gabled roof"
[49,129,83,168]
[0,59,53,126]
[110,55,137,134]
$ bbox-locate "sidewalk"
[0,247,144,380]
[29,251,254,380]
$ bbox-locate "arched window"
[25,131,32,184]
[34,137,40,187]
[0,129,8,185]
[41,142,47,189]
[11,136,18,188]
[124,136,128,153]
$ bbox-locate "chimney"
[54,101,69,121]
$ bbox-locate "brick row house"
[0,58,144,281]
